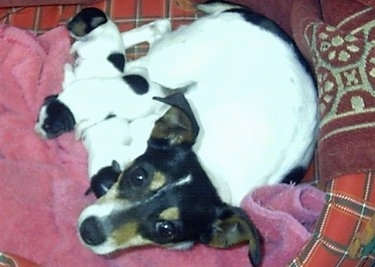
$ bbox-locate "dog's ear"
[200,205,262,267]
[151,93,199,147]
[86,160,122,198]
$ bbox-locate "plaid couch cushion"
[0,0,197,58]
[290,173,375,266]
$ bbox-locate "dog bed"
[0,0,373,266]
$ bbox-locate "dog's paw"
[74,120,93,140]
[70,40,81,55]
[148,19,172,45]
[62,63,75,89]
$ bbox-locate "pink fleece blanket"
[0,25,325,267]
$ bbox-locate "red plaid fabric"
[0,0,197,58]
[290,173,375,266]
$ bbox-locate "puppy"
[65,7,126,83]
[78,93,262,266]
[81,115,131,178]
[34,72,163,140]
[77,0,318,263]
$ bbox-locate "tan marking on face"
[151,107,193,145]
[112,222,139,245]
[149,171,167,191]
[159,207,180,221]
[71,21,87,37]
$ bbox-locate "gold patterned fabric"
[306,9,375,182]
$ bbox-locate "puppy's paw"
[62,63,75,89]
[148,19,172,45]
[70,41,80,55]
[74,120,92,140]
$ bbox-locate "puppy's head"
[85,160,122,199]
[34,95,76,139]
[67,7,108,38]
[78,93,262,266]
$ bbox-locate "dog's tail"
[196,0,244,15]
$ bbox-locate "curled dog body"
[77,2,318,263]
[47,0,317,263]
[118,1,319,205]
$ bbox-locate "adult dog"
[77,1,318,265]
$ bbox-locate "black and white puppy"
[65,7,126,83]
[81,115,131,178]
[78,93,262,265]
[77,0,318,263]
[34,73,159,140]
[34,73,162,190]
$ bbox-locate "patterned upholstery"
[289,1,375,266]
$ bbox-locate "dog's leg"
[62,63,75,90]
[121,19,171,49]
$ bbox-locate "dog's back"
[142,2,318,205]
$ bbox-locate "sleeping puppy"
[34,72,163,140]
[77,0,318,264]
[81,115,131,178]
[78,93,262,265]
[81,115,131,198]
[65,7,126,83]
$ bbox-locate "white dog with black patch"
[36,1,318,206]
[76,1,319,262]
[64,7,126,86]
[115,2,319,205]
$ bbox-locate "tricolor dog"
[65,7,126,83]
[79,93,262,265]
[77,1,318,265]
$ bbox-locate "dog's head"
[67,7,108,38]
[85,160,122,198]
[34,95,76,139]
[78,93,262,266]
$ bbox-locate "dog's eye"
[155,221,176,239]
[129,166,148,187]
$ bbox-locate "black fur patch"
[42,98,76,138]
[86,162,121,198]
[107,53,125,73]
[224,6,313,75]
[67,7,108,37]
[281,166,306,184]
[123,74,149,95]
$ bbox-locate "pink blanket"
[0,25,325,267]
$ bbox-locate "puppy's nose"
[79,216,106,246]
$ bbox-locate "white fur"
[59,75,164,140]
[120,11,318,205]
[66,15,126,84]
[81,116,132,177]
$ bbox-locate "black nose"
[79,216,106,246]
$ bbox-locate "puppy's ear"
[43,94,58,105]
[200,206,262,267]
[151,93,199,147]
[86,160,122,198]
